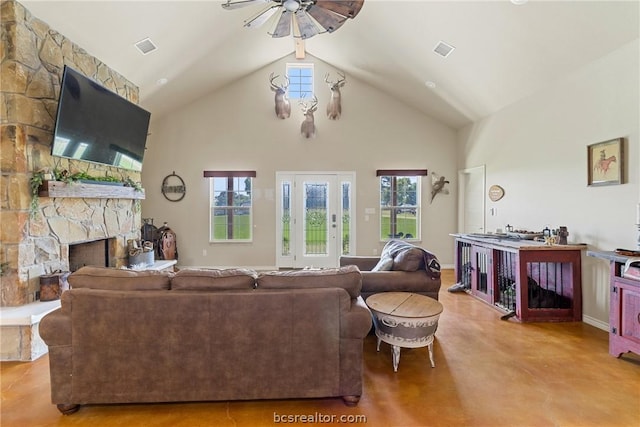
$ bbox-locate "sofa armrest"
[40,308,71,347]
[341,296,372,339]
[340,256,380,272]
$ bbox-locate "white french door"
[458,165,485,234]
[276,172,355,269]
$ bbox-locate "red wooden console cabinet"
[587,251,640,358]
[452,234,584,322]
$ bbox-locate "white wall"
[457,40,640,327]
[142,54,458,268]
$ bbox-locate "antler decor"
[269,72,291,119]
[299,95,318,138]
[325,71,346,120]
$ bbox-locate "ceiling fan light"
[283,0,300,12]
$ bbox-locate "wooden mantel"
[38,180,145,200]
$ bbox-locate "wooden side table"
[366,292,443,372]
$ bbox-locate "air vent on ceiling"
[134,38,157,55]
[433,41,455,58]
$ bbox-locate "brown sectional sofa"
[39,265,372,414]
[340,240,442,301]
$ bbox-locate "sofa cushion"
[171,268,257,291]
[256,265,362,298]
[68,266,171,291]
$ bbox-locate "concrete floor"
[2,270,639,426]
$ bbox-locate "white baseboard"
[582,315,609,332]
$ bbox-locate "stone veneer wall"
[0,0,144,308]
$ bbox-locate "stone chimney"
[1,0,145,359]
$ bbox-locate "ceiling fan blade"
[294,10,319,39]
[306,5,346,33]
[243,5,280,28]
[314,0,364,19]
[270,10,292,38]
[222,0,272,10]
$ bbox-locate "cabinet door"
[610,278,640,357]
[471,246,493,304]
[620,286,640,345]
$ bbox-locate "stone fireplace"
[69,238,113,272]
[0,1,144,360]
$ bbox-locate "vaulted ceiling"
[20,0,640,129]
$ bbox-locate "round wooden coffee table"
[366,292,443,372]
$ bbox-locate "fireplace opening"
[68,239,114,271]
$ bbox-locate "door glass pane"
[304,182,328,255]
[281,181,291,256]
[342,182,351,255]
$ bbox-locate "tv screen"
[51,66,150,172]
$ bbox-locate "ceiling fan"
[222,0,365,39]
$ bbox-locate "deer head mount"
[299,95,318,139]
[269,72,291,119]
[325,71,346,120]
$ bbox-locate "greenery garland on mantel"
[29,169,144,217]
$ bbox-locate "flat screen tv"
[51,66,150,172]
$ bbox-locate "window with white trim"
[205,171,255,242]
[378,170,426,241]
[286,63,314,100]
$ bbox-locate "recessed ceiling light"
[510,0,528,5]
[425,81,436,89]
[156,78,168,86]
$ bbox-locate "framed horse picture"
[587,138,624,186]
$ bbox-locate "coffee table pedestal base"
[376,334,436,372]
